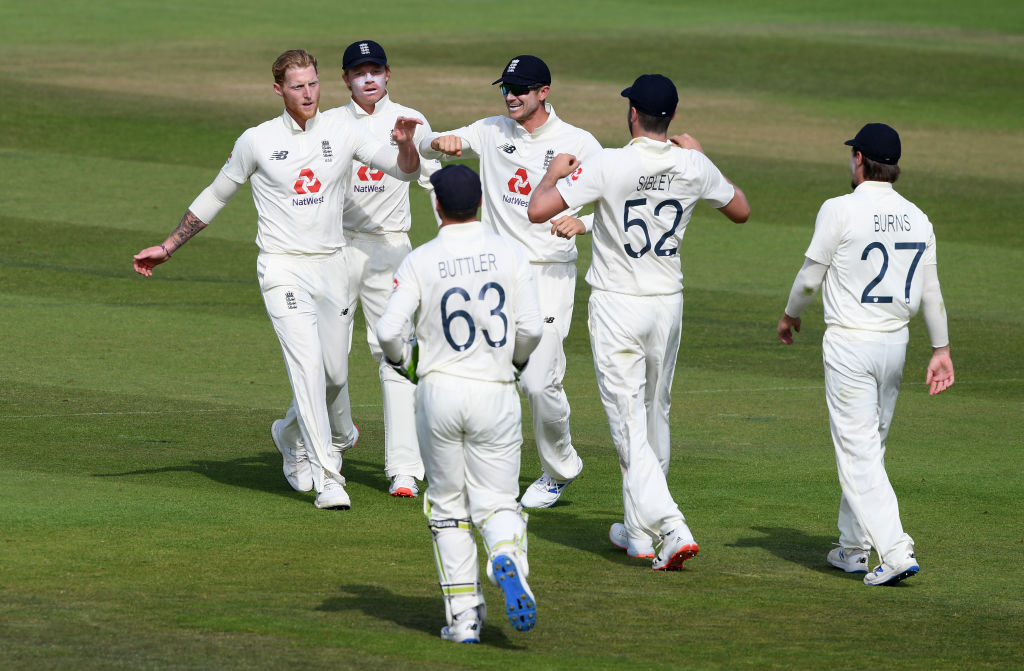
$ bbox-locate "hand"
[391,116,423,145]
[550,215,586,240]
[430,135,463,157]
[386,340,419,384]
[133,245,171,277]
[513,358,529,381]
[669,133,704,153]
[548,153,578,178]
[925,347,954,395]
[777,313,801,344]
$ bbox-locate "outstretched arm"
[132,210,207,276]
[132,171,241,276]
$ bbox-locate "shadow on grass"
[91,447,393,502]
[728,526,837,572]
[316,583,523,649]
[93,453,314,501]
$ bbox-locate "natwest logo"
[356,165,385,181]
[507,168,531,195]
[293,169,322,194]
[570,166,583,181]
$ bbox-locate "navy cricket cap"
[343,40,387,69]
[621,74,678,117]
[492,55,551,86]
[430,165,482,214]
[845,123,901,165]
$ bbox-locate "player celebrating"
[776,123,954,586]
[376,165,543,643]
[132,49,421,510]
[270,40,441,499]
[419,55,601,509]
[528,74,749,570]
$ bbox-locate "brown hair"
[634,109,673,136]
[857,149,901,183]
[272,49,318,84]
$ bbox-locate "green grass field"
[2,1,1022,669]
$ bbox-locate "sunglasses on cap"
[499,83,541,96]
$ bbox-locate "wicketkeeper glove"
[386,339,419,384]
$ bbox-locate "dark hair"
[439,206,477,222]
[635,109,673,135]
[857,149,901,183]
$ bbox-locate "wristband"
[160,243,172,258]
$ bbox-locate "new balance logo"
[499,143,517,154]
[544,317,555,324]
[285,291,297,310]
[271,150,289,160]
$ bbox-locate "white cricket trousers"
[258,249,355,492]
[417,373,525,620]
[345,230,423,480]
[823,327,914,565]
[518,262,581,481]
[589,289,686,540]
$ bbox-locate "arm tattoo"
[170,210,208,250]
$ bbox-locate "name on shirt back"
[438,253,498,279]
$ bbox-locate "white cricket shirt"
[805,180,937,333]
[328,95,441,234]
[221,110,408,254]
[556,136,735,296]
[421,104,601,263]
[377,221,542,383]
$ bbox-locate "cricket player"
[270,40,441,499]
[777,122,954,586]
[419,55,601,508]
[132,49,422,510]
[376,165,543,643]
[528,74,750,570]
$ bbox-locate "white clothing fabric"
[420,103,602,264]
[786,178,950,567]
[345,230,421,479]
[557,136,735,296]
[420,103,599,477]
[332,94,441,234]
[376,220,541,628]
[220,109,416,254]
[804,180,937,333]
[589,290,686,539]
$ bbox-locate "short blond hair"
[272,49,318,84]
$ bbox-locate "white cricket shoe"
[864,550,919,586]
[271,420,313,492]
[314,475,351,510]
[519,457,582,508]
[388,475,418,498]
[827,546,870,573]
[652,526,700,571]
[609,522,655,558]
[441,607,481,644]
[491,553,536,632]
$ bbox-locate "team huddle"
[132,41,955,644]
